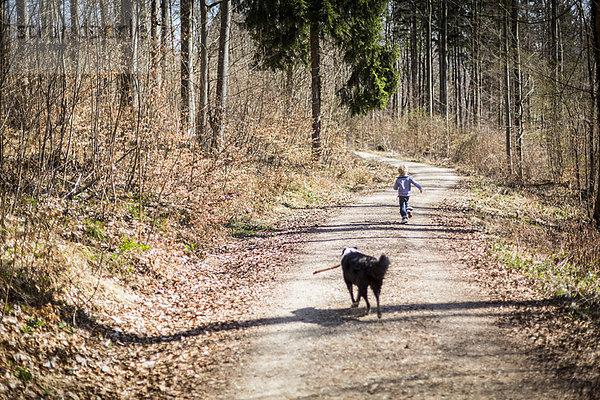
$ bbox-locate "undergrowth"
[466,176,600,319]
[0,110,388,314]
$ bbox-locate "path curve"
[223,154,569,399]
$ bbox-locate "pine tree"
[243,0,398,158]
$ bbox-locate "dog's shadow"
[291,306,378,327]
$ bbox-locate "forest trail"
[221,153,571,399]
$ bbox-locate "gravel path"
[222,154,570,399]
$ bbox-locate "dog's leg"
[358,285,370,315]
[345,280,359,307]
[371,283,382,319]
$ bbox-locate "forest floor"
[2,153,599,399]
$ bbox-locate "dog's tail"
[368,254,390,281]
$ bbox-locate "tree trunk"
[410,11,418,110]
[0,0,6,168]
[99,0,108,40]
[197,0,209,146]
[439,0,448,117]
[586,2,598,200]
[504,0,513,175]
[160,0,168,80]
[511,0,523,179]
[426,0,433,117]
[180,0,193,135]
[310,20,322,160]
[439,0,449,156]
[591,0,600,226]
[550,0,562,181]
[215,0,231,144]
[70,0,79,37]
[453,45,459,127]
[119,0,133,105]
[17,0,27,39]
[471,0,481,126]
[150,0,157,67]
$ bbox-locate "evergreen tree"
[243,0,398,157]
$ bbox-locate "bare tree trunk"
[586,2,598,200]
[511,0,523,179]
[439,0,449,156]
[310,20,322,160]
[453,45,459,127]
[17,0,27,39]
[215,0,231,144]
[471,0,481,126]
[197,0,209,146]
[180,0,193,135]
[99,0,108,40]
[0,0,6,168]
[119,0,133,105]
[70,0,79,37]
[504,0,513,175]
[410,10,418,110]
[425,0,433,117]
[150,0,157,67]
[550,0,562,181]
[160,0,168,80]
[439,0,448,117]
[591,0,600,226]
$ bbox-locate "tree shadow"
[67,297,567,346]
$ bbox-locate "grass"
[84,220,107,242]
[226,215,274,238]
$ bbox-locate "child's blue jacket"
[394,175,422,197]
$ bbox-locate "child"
[393,165,422,224]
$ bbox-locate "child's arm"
[411,177,423,193]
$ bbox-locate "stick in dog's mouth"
[313,264,341,274]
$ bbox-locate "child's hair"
[397,165,407,176]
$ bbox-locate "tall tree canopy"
[243,0,398,156]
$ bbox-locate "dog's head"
[341,247,358,261]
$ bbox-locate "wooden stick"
[313,264,340,275]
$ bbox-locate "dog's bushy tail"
[368,254,390,281]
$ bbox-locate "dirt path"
[221,154,572,399]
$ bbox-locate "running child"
[393,165,422,224]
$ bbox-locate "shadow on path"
[74,298,565,346]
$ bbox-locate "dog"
[340,247,390,319]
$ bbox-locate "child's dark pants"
[398,196,410,219]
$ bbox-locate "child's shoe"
[401,217,408,224]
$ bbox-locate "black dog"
[340,248,390,319]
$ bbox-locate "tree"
[17,0,27,39]
[243,0,398,159]
[160,0,168,79]
[0,0,6,169]
[197,0,209,146]
[410,10,418,110]
[215,0,231,144]
[150,0,158,67]
[592,0,600,226]
[181,0,194,135]
[119,0,134,105]
[70,0,79,37]
[439,0,449,155]
[511,0,523,179]
[470,0,481,126]
[548,0,563,181]
[425,0,433,116]
[504,0,513,175]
